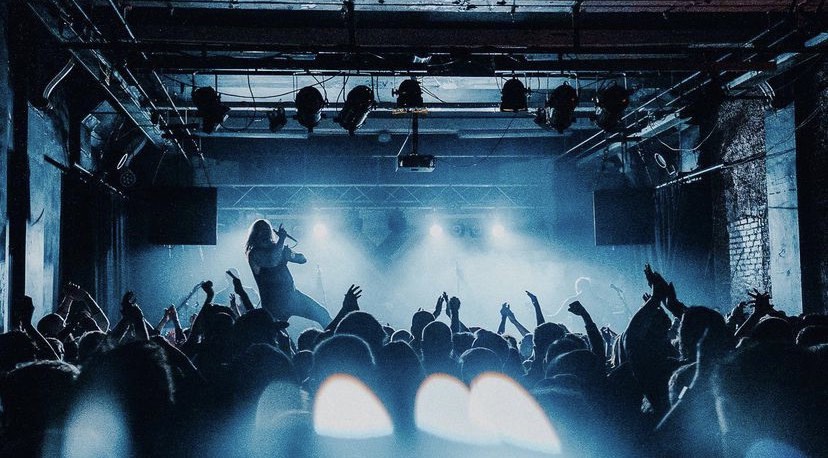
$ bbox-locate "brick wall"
[709,99,771,307]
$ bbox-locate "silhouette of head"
[751,317,794,345]
[452,332,475,357]
[391,329,414,344]
[411,310,435,342]
[335,311,386,354]
[246,219,275,253]
[421,321,452,358]
[77,331,107,363]
[544,335,587,368]
[37,313,66,338]
[545,349,604,385]
[312,334,375,385]
[297,328,323,352]
[797,326,828,347]
[0,360,79,435]
[534,322,567,357]
[678,306,731,360]
[460,347,502,385]
[472,329,509,362]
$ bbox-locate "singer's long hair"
[245,219,274,255]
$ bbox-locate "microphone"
[610,284,624,294]
[273,228,298,243]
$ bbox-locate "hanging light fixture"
[192,86,230,134]
[266,106,287,132]
[547,82,579,132]
[500,78,529,112]
[336,85,376,135]
[592,83,629,132]
[394,79,424,110]
[294,86,326,132]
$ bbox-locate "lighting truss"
[216,184,549,211]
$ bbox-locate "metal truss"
[216,184,549,211]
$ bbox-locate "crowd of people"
[1,261,827,457]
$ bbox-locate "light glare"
[429,224,443,237]
[491,223,506,238]
[313,223,329,238]
[313,374,393,439]
[469,372,562,454]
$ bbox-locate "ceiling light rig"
[592,83,630,133]
[336,85,376,135]
[535,82,579,133]
[500,77,529,112]
[191,86,230,134]
[294,86,326,133]
[393,78,426,114]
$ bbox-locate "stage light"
[394,79,424,110]
[500,78,529,112]
[491,223,506,238]
[429,224,443,238]
[294,86,326,132]
[536,82,578,133]
[313,223,328,238]
[192,86,230,134]
[266,106,287,132]
[592,83,629,132]
[336,85,376,135]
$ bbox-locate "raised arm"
[526,291,546,325]
[433,292,447,319]
[567,300,605,361]
[498,303,509,334]
[64,283,110,332]
[227,270,255,312]
[507,305,531,337]
[734,290,772,340]
[447,296,468,333]
[123,292,149,341]
[17,296,59,360]
[325,284,362,332]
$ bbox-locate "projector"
[397,154,435,172]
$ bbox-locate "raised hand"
[17,295,35,327]
[343,284,362,313]
[434,293,445,317]
[275,223,288,240]
[644,264,669,302]
[226,270,244,294]
[168,305,180,324]
[525,291,539,304]
[500,302,512,319]
[64,282,89,301]
[747,289,772,314]
[200,280,214,295]
[600,326,617,341]
[567,300,588,317]
[448,296,461,315]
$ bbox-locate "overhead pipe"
[35,57,76,109]
[556,19,794,162]
[102,0,201,160]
